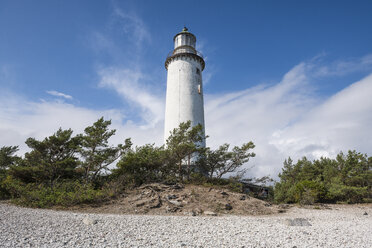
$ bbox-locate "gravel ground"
[0,203,371,248]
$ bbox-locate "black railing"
[166,49,204,60]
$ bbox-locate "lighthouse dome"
[173,27,196,49]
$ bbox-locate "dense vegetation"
[274,152,372,204]
[0,118,255,207]
[0,117,370,208]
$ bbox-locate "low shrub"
[4,177,106,208]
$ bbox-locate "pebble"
[0,203,371,247]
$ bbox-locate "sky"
[1,0,372,179]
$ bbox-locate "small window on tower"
[198,84,201,94]
[196,68,200,75]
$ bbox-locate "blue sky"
[1,0,372,178]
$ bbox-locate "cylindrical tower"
[164,27,206,147]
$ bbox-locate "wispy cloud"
[0,91,163,155]
[205,58,372,179]
[313,53,372,77]
[1,56,371,179]
[46,90,73,100]
[98,67,164,127]
[112,3,150,48]
[92,4,163,127]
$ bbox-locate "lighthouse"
[164,27,206,147]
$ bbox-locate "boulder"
[82,217,98,225]
[285,218,312,226]
[204,211,217,216]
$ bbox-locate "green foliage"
[79,117,132,184]
[114,144,166,186]
[274,151,372,204]
[0,146,20,169]
[0,146,20,199]
[5,178,104,208]
[165,121,205,179]
[2,119,258,208]
[198,142,255,179]
[19,128,81,188]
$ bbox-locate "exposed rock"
[171,184,184,190]
[193,208,203,215]
[279,204,291,209]
[183,211,197,216]
[168,200,183,207]
[204,211,217,216]
[149,197,162,208]
[67,183,279,216]
[166,205,179,213]
[225,203,233,210]
[135,200,146,207]
[82,217,97,225]
[285,218,312,226]
[167,194,178,200]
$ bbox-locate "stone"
[225,203,233,210]
[363,212,368,215]
[285,218,311,226]
[149,200,162,209]
[204,211,217,216]
[135,201,146,207]
[166,205,179,213]
[167,194,178,200]
[193,208,203,215]
[239,195,246,201]
[168,200,182,207]
[171,184,184,190]
[183,211,197,216]
[221,191,228,196]
[82,217,97,225]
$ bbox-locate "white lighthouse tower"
[164,27,206,147]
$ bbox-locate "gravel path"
[0,203,371,247]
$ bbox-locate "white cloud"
[98,67,164,127]
[1,55,371,181]
[46,90,73,100]
[0,91,163,156]
[313,53,372,77]
[205,62,372,179]
[270,73,372,160]
[112,4,150,48]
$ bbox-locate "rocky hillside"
[65,183,284,216]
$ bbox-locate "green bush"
[293,180,326,205]
[274,151,372,204]
[327,181,369,204]
[4,177,105,208]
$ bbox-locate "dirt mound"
[67,183,280,216]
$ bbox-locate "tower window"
[196,68,200,75]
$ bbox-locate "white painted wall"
[164,55,206,147]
